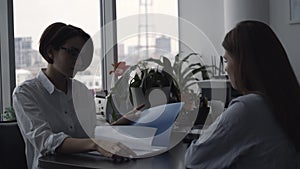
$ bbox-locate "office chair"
[0,121,28,169]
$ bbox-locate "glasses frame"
[60,46,80,57]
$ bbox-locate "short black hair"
[39,22,91,64]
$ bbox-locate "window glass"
[13,0,101,91]
[115,0,179,67]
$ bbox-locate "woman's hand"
[111,111,140,125]
[56,138,136,161]
[92,139,137,159]
[111,104,145,125]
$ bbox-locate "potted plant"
[141,53,215,127]
[0,106,16,122]
[106,53,217,125]
[106,63,138,123]
[128,67,181,109]
[142,53,211,110]
[107,65,181,123]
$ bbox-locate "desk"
[39,142,188,169]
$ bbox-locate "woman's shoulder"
[222,93,271,125]
[228,93,263,108]
[13,77,40,95]
[229,93,269,112]
[232,93,265,104]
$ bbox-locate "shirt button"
[70,126,73,129]
[65,111,68,114]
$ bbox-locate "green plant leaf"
[162,56,173,75]
[181,52,198,62]
[184,81,201,90]
[178,53,198,77]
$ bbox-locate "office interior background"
[1,0,300,116]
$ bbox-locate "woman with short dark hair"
[13,22,135,169]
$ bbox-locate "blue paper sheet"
[132,102,183,146]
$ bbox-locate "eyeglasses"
[60,46,80,57]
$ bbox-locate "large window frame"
[0,0,15,113]
[0,0,116,109]
[0,0,180,109]
[100,0,118,91]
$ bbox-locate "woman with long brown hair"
[185,20,300,169]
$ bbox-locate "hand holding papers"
[95,125,162,157]
[91,138,137,159]
[95,102,183,158]
[132,102,183,135]
[111,104,145,125]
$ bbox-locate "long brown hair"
[222,20,300,151]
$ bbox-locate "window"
[0,0,15,112]
[13,0,102,91]
[2,0,180,107]
[115,0,179,66]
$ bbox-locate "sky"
[13,0,178,50]
[14,0,101,50]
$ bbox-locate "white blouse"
[13,70,96,169]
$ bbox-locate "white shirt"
[185,94,300,169]
[13,70,96,169]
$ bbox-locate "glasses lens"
[68,48,80,57]
[61,47,80,57]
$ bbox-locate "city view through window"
[14,0,178,93]
[116,0,179,66]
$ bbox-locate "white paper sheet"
[94,102,183,156]
[95,126,156,150]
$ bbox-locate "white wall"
[224,0,269,32]
[178,0,225,58]
[179,0,300,83]
[270,0,300,83]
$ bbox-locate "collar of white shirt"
[37,69,55,94]
[37,69,72,97]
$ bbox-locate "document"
[95,126,156,150]
[95,126,167,157]
[94,102,183,156]
[134,102,183,131]
[133,102,183,146]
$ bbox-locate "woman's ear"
[46,48,53,59]
[46,47,55,64]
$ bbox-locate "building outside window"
[13,0,178,92]
[13,0,101,92]
[115,0,179,66]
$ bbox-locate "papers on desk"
[95,126,155,150]
[95,102,183,157]
[133,102,183,147]
[95,126,166,157]
[133,102,183,135]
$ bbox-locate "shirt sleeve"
[185,99,256,169]
[13,88,69,156]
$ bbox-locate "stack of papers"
[95,125,165,157]
[94,102,183,157]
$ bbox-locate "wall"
[224,0,269,32]
[270,0,300,83]
[178,0,225,62]
[179,0,300,83]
